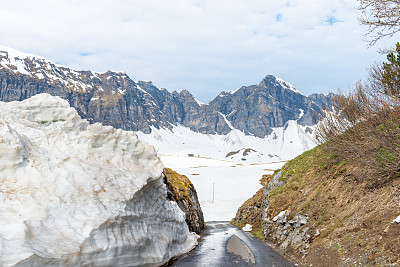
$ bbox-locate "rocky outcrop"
[260,171,313,255]
[262,210,312,254]
[0,47,331,139]
[163,168,205,234]
[233,170,314,259]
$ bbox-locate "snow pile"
[242,224,252,232]
[0,94,197,267]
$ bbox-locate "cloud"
[0,0,396,102]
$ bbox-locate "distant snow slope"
[137,120,316,163]
[0,94,197,267]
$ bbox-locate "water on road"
[169,222,294,267]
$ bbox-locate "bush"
[316,45,400,184]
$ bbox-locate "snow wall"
[0,94,197,267]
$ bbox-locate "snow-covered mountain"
[0,94,197,267]
[0,46,331,139]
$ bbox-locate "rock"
[231,174,270,235]
[261,171,285,224]
[260,171,312,254]
[163,168,205,234]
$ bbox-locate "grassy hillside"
[233,145,400,266]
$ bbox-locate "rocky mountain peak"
[259,74,301,94]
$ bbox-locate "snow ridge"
[0,46,126,93]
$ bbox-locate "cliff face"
[209,75,329,136]
[163,168,205,234]
[233,146,400,266]
[0,47,331,138]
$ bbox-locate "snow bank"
[0,94,197,266]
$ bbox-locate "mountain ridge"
[0,46,331,138]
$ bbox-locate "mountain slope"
[232,145,400,266]
[0,46,331,139]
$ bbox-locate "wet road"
[169,222,295,267]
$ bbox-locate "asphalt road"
[169,222,295,267]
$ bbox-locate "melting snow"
[0,94,197,266]
[242,224,252,232]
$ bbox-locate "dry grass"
[316,84,400,186]
[267,145,400,266]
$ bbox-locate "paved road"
[169,222,295,267]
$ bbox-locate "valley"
[159,154,285,221]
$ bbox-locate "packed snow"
[0,94,197,267]
[137,120,316,221]
[242,224,253,232]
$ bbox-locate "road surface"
[169,222,295,267]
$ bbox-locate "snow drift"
[0,94,197,266]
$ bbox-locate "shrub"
[315,45,400,184]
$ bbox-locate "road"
[169,222,295,267]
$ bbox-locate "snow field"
[160,155,286,221]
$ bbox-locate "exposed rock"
[260,171,312,255]
[263,210,311,253]
[260,171,285,224]
[163,168,205,234]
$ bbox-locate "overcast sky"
[0,0,396,102]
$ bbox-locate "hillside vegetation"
[234,145,400,266]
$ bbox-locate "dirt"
[163,168,205,234]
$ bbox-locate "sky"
[0,0,397,102]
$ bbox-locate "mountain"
[209,75,329,137]
[0,46,331,138]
